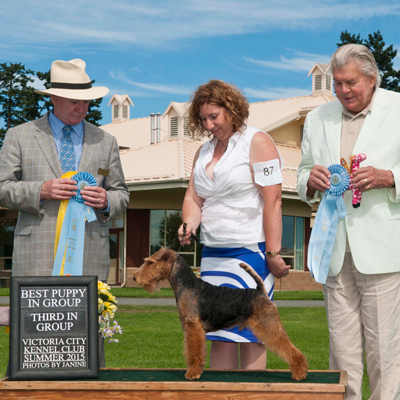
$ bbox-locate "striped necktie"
[60,125,76,173]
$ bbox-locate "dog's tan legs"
[183,318,207,380]
[248,300,308,381]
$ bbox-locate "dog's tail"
[239,263,267,295]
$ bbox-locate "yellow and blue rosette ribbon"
[52,172,97,276]
[307,164,350,284]
[54,171,77,267]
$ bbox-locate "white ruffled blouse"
[194,126,270,247]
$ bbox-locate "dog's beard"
[143,281,161,294]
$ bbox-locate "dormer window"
[314,75,322,91]
[308,63,333,97]
[108,94,134,123]
[170,117,179,137]
[184,117,190,137]
[162,102,191,139]
[326,75,332,91]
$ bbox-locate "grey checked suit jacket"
[0,113,129,280]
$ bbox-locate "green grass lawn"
[0,287,324,300]
[0,305,370,398]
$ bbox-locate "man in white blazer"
[297,44,400,400]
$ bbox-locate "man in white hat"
[0,59,129,280]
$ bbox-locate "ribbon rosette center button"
[331,173,341,186]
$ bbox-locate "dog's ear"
[155,247,175,262]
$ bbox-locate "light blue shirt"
[48,110,84,171]
[48,111,110,213]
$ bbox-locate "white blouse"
[194,126,279,247]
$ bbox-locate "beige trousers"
[323,252,400,400]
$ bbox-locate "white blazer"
[297,88,400,276]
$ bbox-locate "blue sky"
[2,0,400,125]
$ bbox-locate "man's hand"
[351,167,395,192]
[80,186,108,210]
[40,178,77,200]
[306,165,331,198]
[267,256,290,279]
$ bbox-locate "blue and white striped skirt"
[200,243,274,343]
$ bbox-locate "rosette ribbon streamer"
[54,171,77,265]
[307,164,350,284]
[52,172,97,276]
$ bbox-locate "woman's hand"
[267,256,290,279]
[178,223,195,246]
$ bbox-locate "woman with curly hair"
[179,79,289,370]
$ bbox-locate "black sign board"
[9,276,99,380]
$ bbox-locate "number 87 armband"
[253,159,283,187]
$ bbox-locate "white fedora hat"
[35,59,109,100]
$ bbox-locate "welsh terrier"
[133,247,308,381]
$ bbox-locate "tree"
[337,30,400,92]
[86,96,104,126]
[0,62,42,148]
[159,211,186,252]
[36,70,52,113]
[36,70,104,126]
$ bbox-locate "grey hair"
[330,44,381,89]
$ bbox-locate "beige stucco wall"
[269,116,306,146]
[282,198,311,218]
[128,189,186,210]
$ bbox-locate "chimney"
[156,113,161,143]
[150,113,155,144]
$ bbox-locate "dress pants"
[323,252,400,400]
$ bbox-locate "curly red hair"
[187,80,249,140]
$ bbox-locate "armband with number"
[253,159,283,187]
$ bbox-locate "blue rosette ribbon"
[52,172,98,276]
[307,164,350,284]
[72,172,97,222]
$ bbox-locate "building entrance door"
[107,229,124,285]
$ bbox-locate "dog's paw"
[290,354,308,381]
[291,368,308,381]
[185,367,203,380]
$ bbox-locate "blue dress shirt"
[49,111,84,170]
[48,111,110,213]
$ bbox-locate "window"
[0,220,15,287]
[314,75,322,91]
[281,216,304,270]
[184,117,191,137]
[170,117,178,137]
[113,105,119,119]
[122,105,128,119]
[150,210,203,268]
[300,125,304,142]
[108,217,124,285]
[149,211,304,271]
[326,75,332,91]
